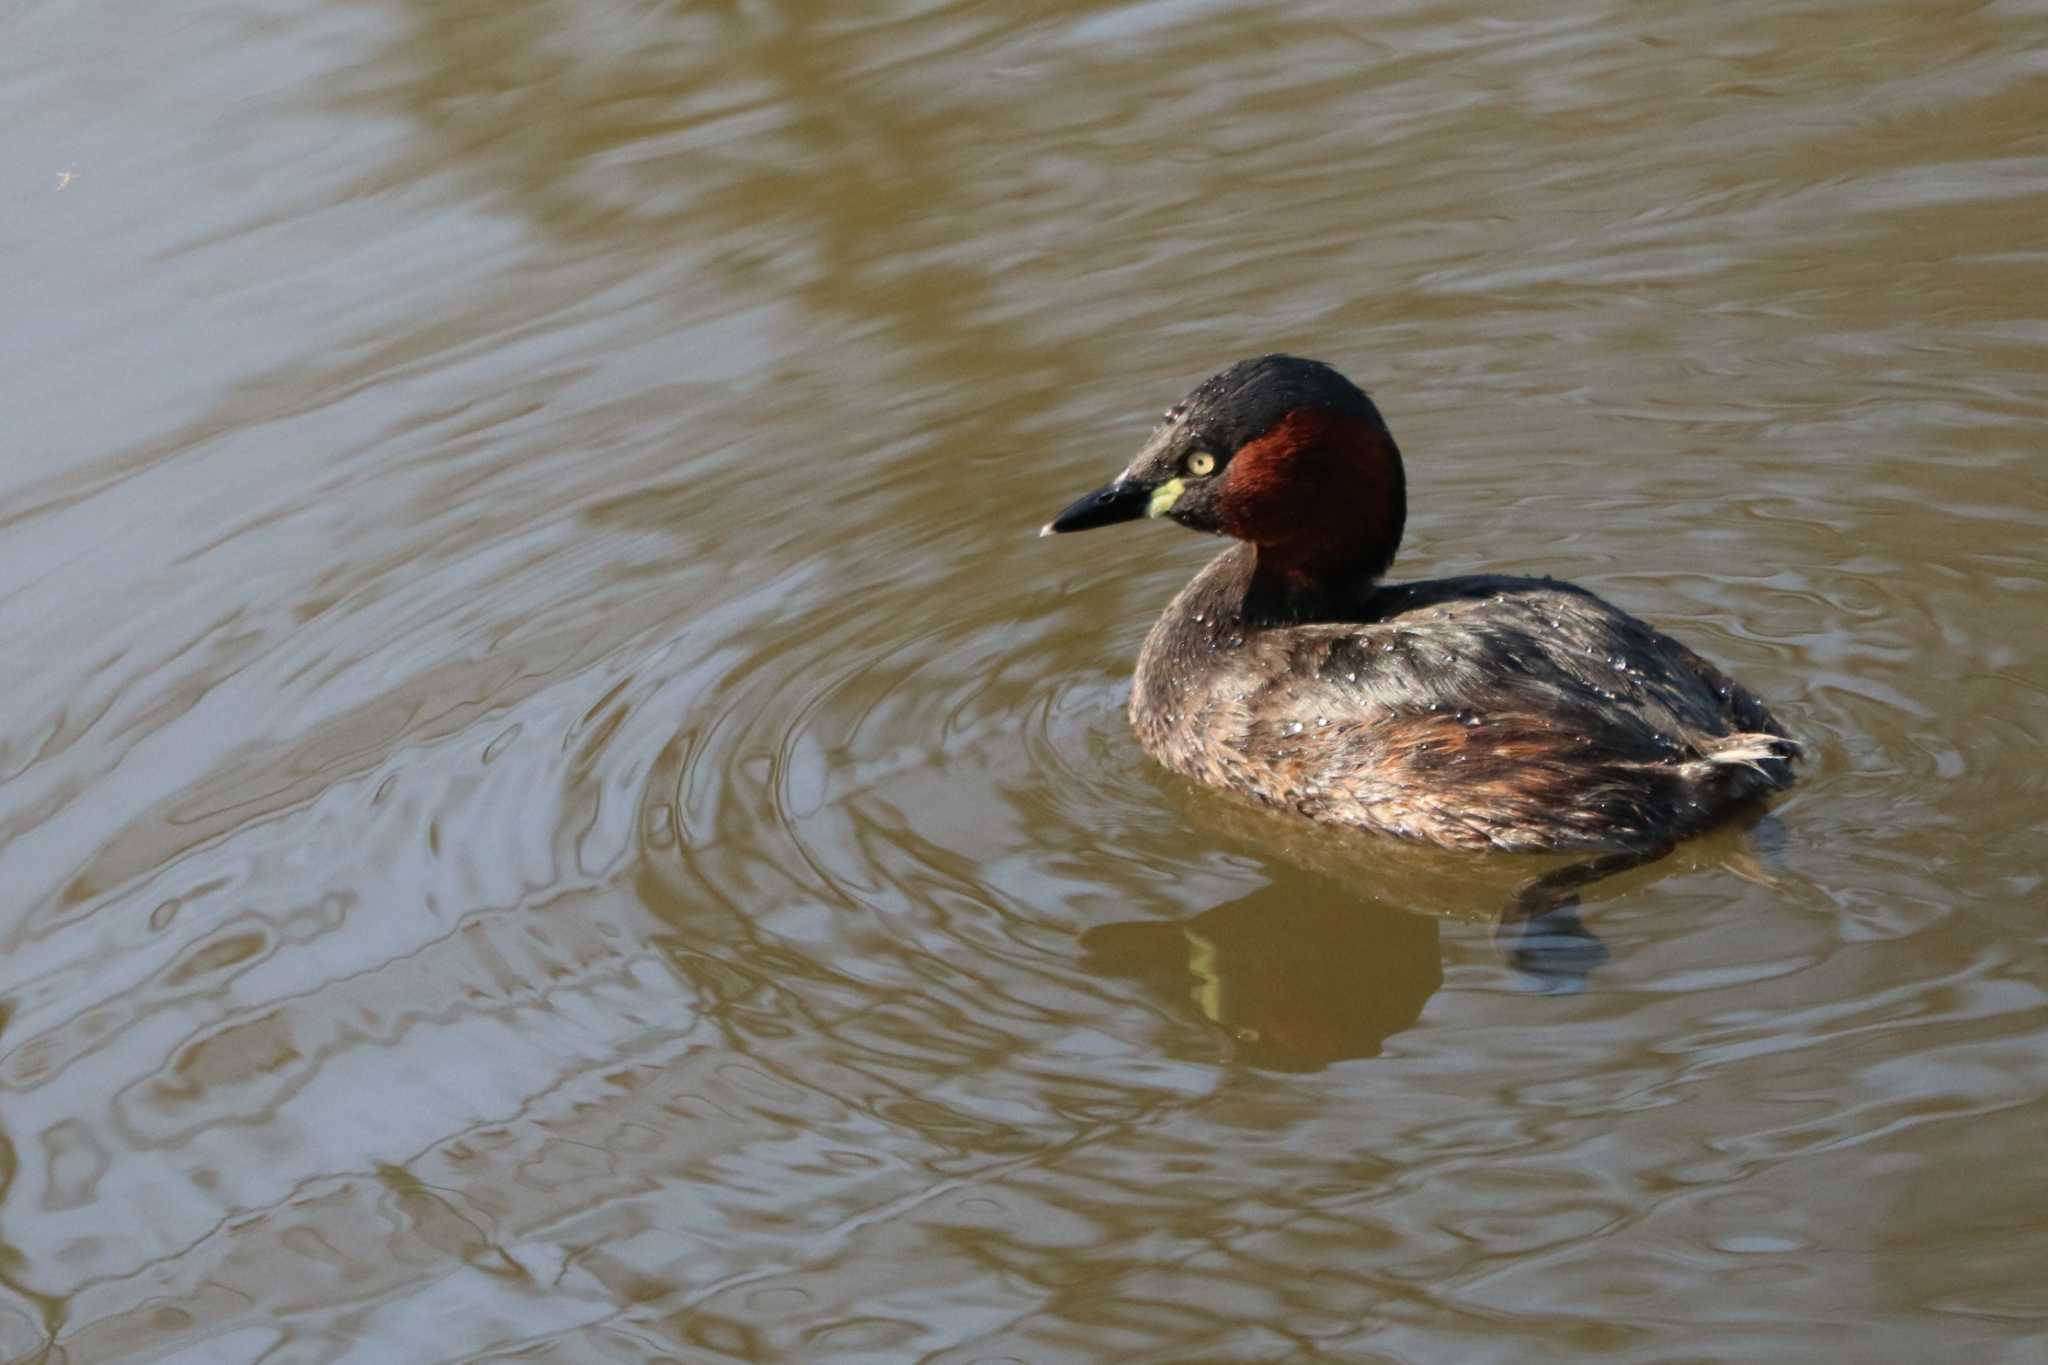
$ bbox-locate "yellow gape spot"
[1147,478,1186,518]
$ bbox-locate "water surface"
[3,1,2046,1360]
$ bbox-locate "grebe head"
[1043,355,1406,584]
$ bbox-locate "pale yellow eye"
[1186,451,1216,477]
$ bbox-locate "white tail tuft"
[1703,733,1801,776]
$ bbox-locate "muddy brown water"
[4,1,2047,1361]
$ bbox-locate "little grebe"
[1045,355,1797,855]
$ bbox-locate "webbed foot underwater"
[1045,355,1799,855]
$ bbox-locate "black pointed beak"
[1041,478,1151,536]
